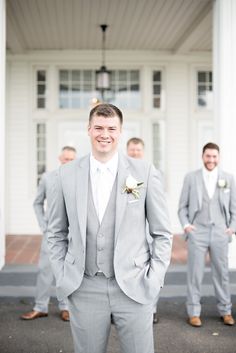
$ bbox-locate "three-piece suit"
[47,153,172,353]
[178,169,236,317]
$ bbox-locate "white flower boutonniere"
[218,179,227,188]
[122,175,144,199]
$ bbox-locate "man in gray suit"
[178,142,236,327]
[47,104,172,353]
[21,146,77,321]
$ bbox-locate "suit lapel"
[196,169,203,209]
[218,169,224,210]
[76,155,89,249]
[115,153,129,245]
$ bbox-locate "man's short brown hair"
[127,137,145,148]
[89,103,123,125]
[202,142,220,154]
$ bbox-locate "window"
[58,69,141,110]
[197,71,213,109]
[36,123,46,185]
[36,70,47,109]
[109,70,140,109]
[152,71,162,108]
[59,70,98,109]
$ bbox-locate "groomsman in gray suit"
[21,146,77,321]
[47,104,172,353]
[178,142,236,327]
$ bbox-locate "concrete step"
[1,264,236,298]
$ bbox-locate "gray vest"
[195,183,225,227]
[85,178,117,278]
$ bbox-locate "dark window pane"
[130,84,139,91]
[37,70,46,82]
[59,83,69,93]
[198,85,206,95]
[71,84,80,93]
[130,70,139,81]
[153,71,161,82]
[60,70,69,81]
[83,83,92,92]
[37,124,45,134]
[198,97,206,106]
[153,97,160,108]
[209,72,213,82]
[118,84,127,92]
[153,85,161,95]
[37,150,46,161]
[83,70,92,81]
[118,70,127,81]
[72,70,80,81]
[110,71,116,83]
[37,164,46,174]
[37,98,45,108]
[198,72,206,83]
[37,84,46,95]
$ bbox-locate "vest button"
[98,234,103,238]
[98,247,104,251]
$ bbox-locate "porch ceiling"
[7,0,213,54]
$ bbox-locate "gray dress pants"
[186,224,232,317]
[34,235,68,313]
[68,274,154,353]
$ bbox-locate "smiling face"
[88,114,122,162]
[202,148,220,171]
[127,142,144,159]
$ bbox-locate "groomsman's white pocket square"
[224,188,230,193]
[128,199,139,204]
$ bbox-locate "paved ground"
[1,296,236,353]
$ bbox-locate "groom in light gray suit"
[47,103,172,353]
[178,142,236,327]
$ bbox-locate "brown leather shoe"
[153,313,159,324]
[221,315,235,326]
[188,316,202,327]
[60,310,70,322]
[20,310,48,320]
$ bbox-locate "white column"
[213,0,236,175]
[0,0,6,269]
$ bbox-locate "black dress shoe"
[153,313,159,324]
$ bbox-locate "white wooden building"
[1,0,236,268]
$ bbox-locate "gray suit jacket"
[47,153,172,304]
[33,171,56,234]
[178,169,236,230]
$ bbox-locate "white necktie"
[96,166,111,223]
[206,173,215,199]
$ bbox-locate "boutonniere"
[218,179,227,189]
[122,175,144,199]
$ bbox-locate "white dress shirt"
[202,166,218,199]
[90,153,118,223]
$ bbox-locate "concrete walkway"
[0,296,236,353]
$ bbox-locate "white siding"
[6,61,40,234]
[166,62,190,231]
